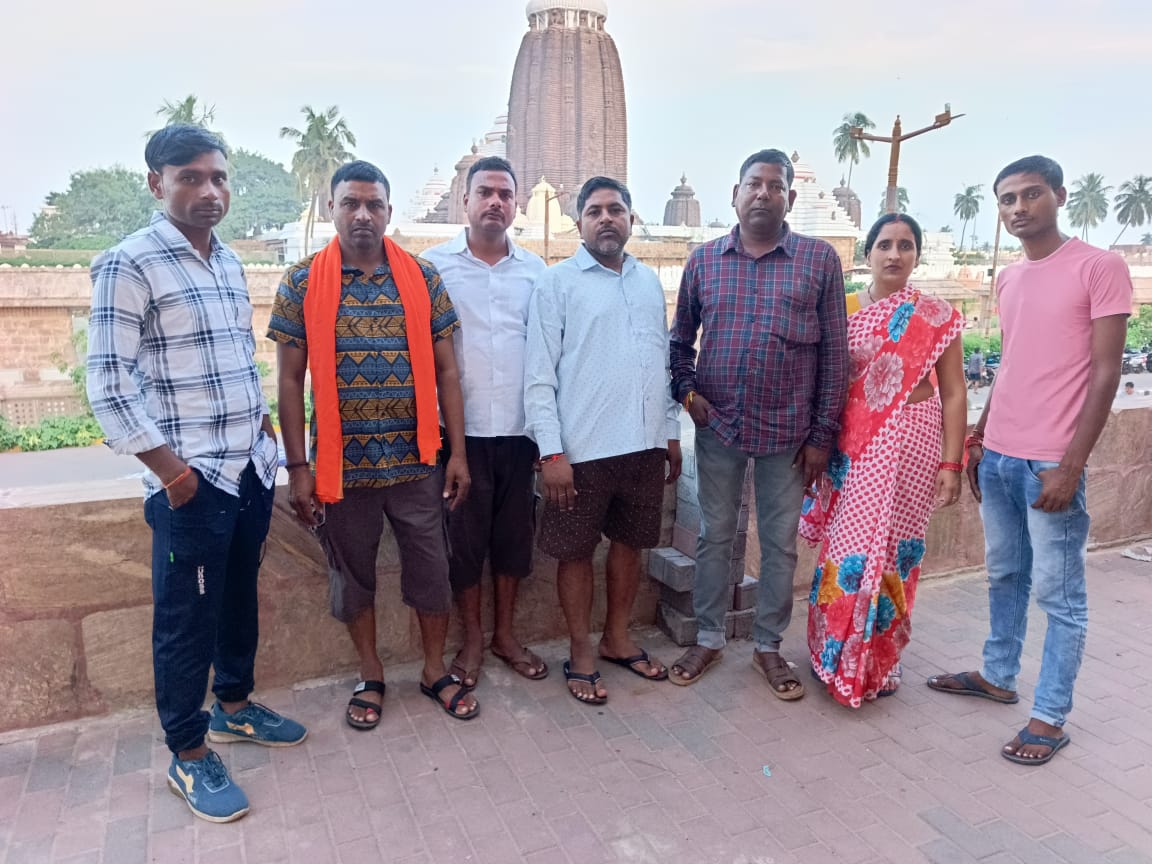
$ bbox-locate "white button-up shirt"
[423,230,546,437]
[524,244,681,464]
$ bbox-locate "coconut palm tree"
[832,111,875,190]
[1066,173,1111,241]
[1113,175,1152,246]
[876,186,909,217]
[952,184,983,252]
[1141,232,1152,246]
[156,95,215,128]
[280,106,357,255]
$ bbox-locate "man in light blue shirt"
[423,156,549,691]
[525,176,681,705]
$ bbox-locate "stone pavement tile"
[403,772,456,828]
[148,826,194,863]
[452,721,504,763]
[474,755,528,805]
[12,787,65,842]
[522,845,572,864]
[701,753,773,802]
[54,851,102,864]
[335,836,380,864]
[383,735,432,782]
[1091,809,1152,852]
[573,788,634,843]
[606,733,667,780]
[470,829,526,864]
[113,731,154,776]
[497,725,550,775]
[854,823,932,864]
[620,711,679,751]
[0,773,25,820]
[358,761,408,810]
[1042,831,1121,864]
[0,740,35,778]
[229,742,272,772]
[449,784,508,837]
[1108,849,1152,864]
[277,770,326,828]
[284,820,338,864]
[689,781,760,836]
[590,759,653,810]
[342,727,390,770]
[6,836,54,864]
[794,814,878,864]
[918,837,981,863]
[584,705,632,742]
[367,803,425,860]
[192,812,245,852]
[312,749,359,797]
[742,767,821,820]
[521,708,576,754]
[321,788,374,844]
[498,799,560,856]
[102,814,148,864]
[544,810,612,864]
[539,747,601,798]
[416,816,473,861]
[243,811,291,864]
[533,692,592,732]
[50,804,106,860]
[26,744,73,793]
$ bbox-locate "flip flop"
[1001,727,1070,766]
[599,649,668,681]
[926,670,1019,704]
[346,680,385,731]
[449,654,480,691]
[563,660,607,705]
[491,647,549,681]
[419,674,480,721]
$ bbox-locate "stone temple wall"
[4,407,1152,733]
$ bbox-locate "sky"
[4,0,1151,247]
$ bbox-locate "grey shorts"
[316,469,453,622]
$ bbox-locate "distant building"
[663,175,701,227]
[507,1,627,217]
[405,166,449,222]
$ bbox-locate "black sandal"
[563,660,607,705]
[346,680,385,730]
[419,674,480,721]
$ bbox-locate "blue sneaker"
[167,751,249,823]
[207,701,308,747]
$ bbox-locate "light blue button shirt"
[524,244,681,464]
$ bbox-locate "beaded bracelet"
[538,453,564,466]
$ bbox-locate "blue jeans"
[978,450,1089,728]
[693,427,806,652]
[144,463,274,753]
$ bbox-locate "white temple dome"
[525,0,608,18]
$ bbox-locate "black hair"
[864,213,924,256]
[1126,381,1135,388]
[738,149,794,187]
[330,160,391,198]
[466,156,517,193]
[144,124,227,173]
[993,155,1063,196]
[576,176,632,215]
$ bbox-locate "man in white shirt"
[423,157,549,689]
[524,176,682,705]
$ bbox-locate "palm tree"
[156,95,215,128]
[280,106,357,254]
[876,186,909,217]
[1113,175,1152,245]
[952,184,984,252]
[832,112,875,189]
[1141,232,1152,246]
[1066,173,1111,241]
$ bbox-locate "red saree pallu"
[800,287,963,707]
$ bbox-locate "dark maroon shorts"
[538,448,667,561]
[446,435,538,591]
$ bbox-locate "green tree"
[1126,304,1152,348]
[1141,231,1152,245]
[29,168,154,249]
[217,149,305,241]
[280,105,357,255]
[1066,173,1111,240]
[832,111,875,189]
[156,95,215,129]
[1113,175,1152,246]
[876,186,909,217]
[938,225,953,232]
[952,183,983,252]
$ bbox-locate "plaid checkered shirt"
[669,224,850,455]
[86,212,277,498]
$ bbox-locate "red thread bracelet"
[939,461,963,473]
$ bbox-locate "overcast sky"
[4,0,1150,246]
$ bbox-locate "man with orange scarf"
[269,161,476,727]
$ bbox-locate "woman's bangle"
[538,453,563,466]
[284,461,310,471]
[939,461,963,473]
[683,390,696,410]
[163,466,193,490]
[964,434,985,451]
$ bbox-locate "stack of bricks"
[649,440,758,646]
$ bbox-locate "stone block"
[729,556,745,585]
[646,547,668,583]
[732,574,758,611]
[647,548,696,592]
[731,529,748,559]
[671,523,697,559]
[0,619,81,732]
[82,606,154,707]
[675,495,700,532]
[656,602,697,647]
[659,584,695,618]
[725,608,755,640]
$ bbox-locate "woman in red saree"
[800,214,966,707]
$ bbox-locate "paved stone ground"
[3,550,1152,864]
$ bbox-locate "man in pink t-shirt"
[927,155,1133,767]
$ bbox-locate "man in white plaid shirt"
[87,124,306,824]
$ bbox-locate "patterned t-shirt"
[267,253,459,487]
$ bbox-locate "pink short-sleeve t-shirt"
[985,237,1133,461]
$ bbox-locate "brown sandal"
[449,653,480,691]
[752,652,805,701]
[669,646,722,686]
[491,647,549,681]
